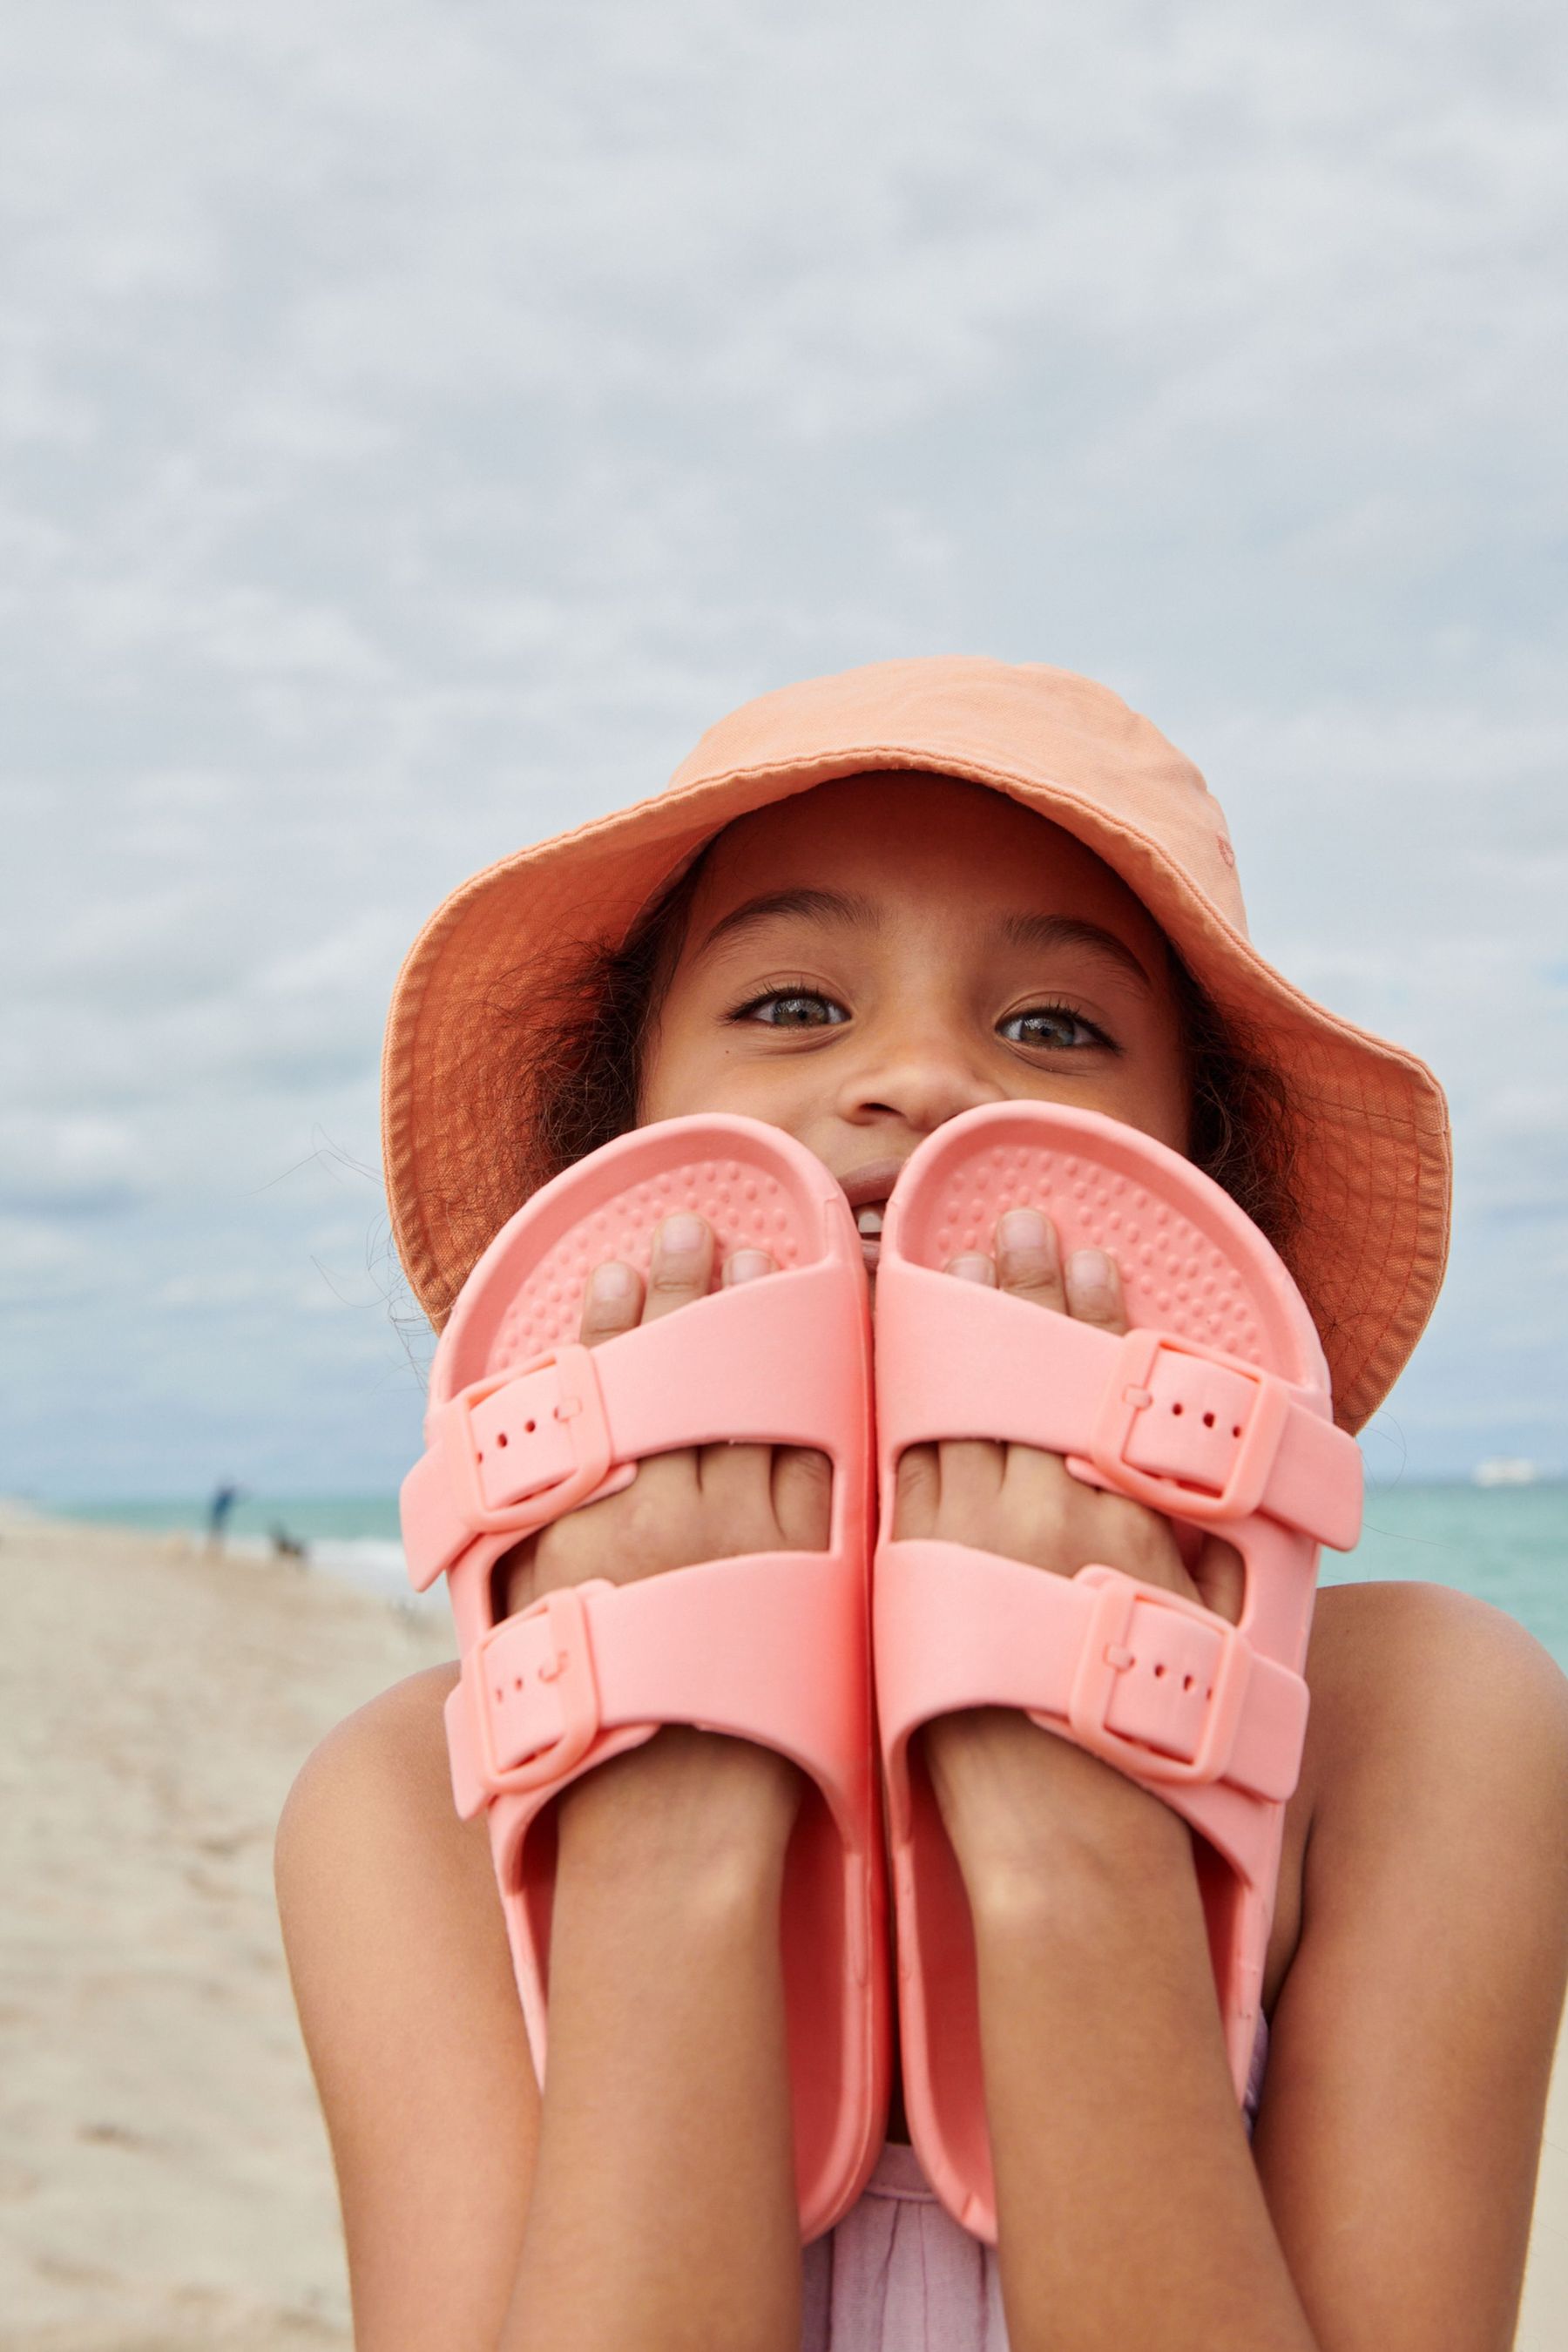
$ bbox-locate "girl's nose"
[834,1028,1004,1139]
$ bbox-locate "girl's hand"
[891,1206,1243,1620]
[891,1208,1244,1886]
[497,1214,830,1852]
[502,1213,831,1613]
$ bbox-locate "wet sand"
[0,1507,1562,2348]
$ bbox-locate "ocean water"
[57,1481,1568,1671]
[1323,1482,1568,1673]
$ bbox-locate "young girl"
[277,659,1568,2352]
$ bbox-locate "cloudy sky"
[4,0,1565,1499]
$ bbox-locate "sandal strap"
[876,1543,1308,1802]
[875,1264,1362,1550]
[445,1554,871,1869]
[403,1258,867,1590]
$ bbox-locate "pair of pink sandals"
[401,1103,1362,2243]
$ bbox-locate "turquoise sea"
[57,1481,1568,1672]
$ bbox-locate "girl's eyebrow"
[997,912,1152,993]
[693,887,879,960]
[693,891,1151,994]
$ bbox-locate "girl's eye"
[998,1004,1110,1051]
[732,988,849,1030]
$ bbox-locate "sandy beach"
[2,1508,1564,2349]
[0,1510,449,2349]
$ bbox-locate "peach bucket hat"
[382,657,1450,1433]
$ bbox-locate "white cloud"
[5,0,1565,1490]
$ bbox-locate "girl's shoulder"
[1259,1579,1565,2334]
[284,1656,460,1798]
[276,1659,479,1955]
[1268,1578,1568,2002]
[1305,1576,1568,1774]
[278,1660,463,1897]
[1301,1576,1568,1887]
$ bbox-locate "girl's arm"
[931,1592,1568,2352]
[1253,1582,1567,2350]
[277,1686,806,2352]
[908,1227,1568,2352]
[932,1714,1312,2350]
[277,1215,819,2352]
[496,1729,803,2352]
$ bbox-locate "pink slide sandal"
[873,1101,1363,2240]
[400,1114,888,2240]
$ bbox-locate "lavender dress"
[800,2018,1269,2352]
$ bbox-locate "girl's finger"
[594,1244,829,1561]
[771,1446,833,1549]
[995,1207,1067,1314]
[892,1443,940,1539]
[722,1246,774,1289]
[696,1439,777,1526]
[690,1247,781,1525]
[709,1251,785,1505]
[1193,1532,1246,1625]
[642,1213,715,1322]
[1063,1245,1127,1335]
[938,1251,1006,1508]
[612,1215,719,1510]
[578,1255,644,1347]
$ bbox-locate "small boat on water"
[1472,1457,1542,1489]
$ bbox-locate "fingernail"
[950,1253,996,1284]
[659,1213,705,1254]
[1065,1247,1114,1313]
[588,1259,636,1305]
[724,1248,773,1284]
[997,1207,1051,1261]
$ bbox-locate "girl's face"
[640,774,1190,1263]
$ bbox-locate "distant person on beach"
[205,1481,245,1555]
[278,666,1568,2352]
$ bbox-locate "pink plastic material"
[873,1101,1363,2242]
[402,1114,887,2243]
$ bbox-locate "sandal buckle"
[435,1344,615,1540]
[1066,1565,1253,1786]
[471,1584,605,1794]
[1087,1329,1289,1523]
